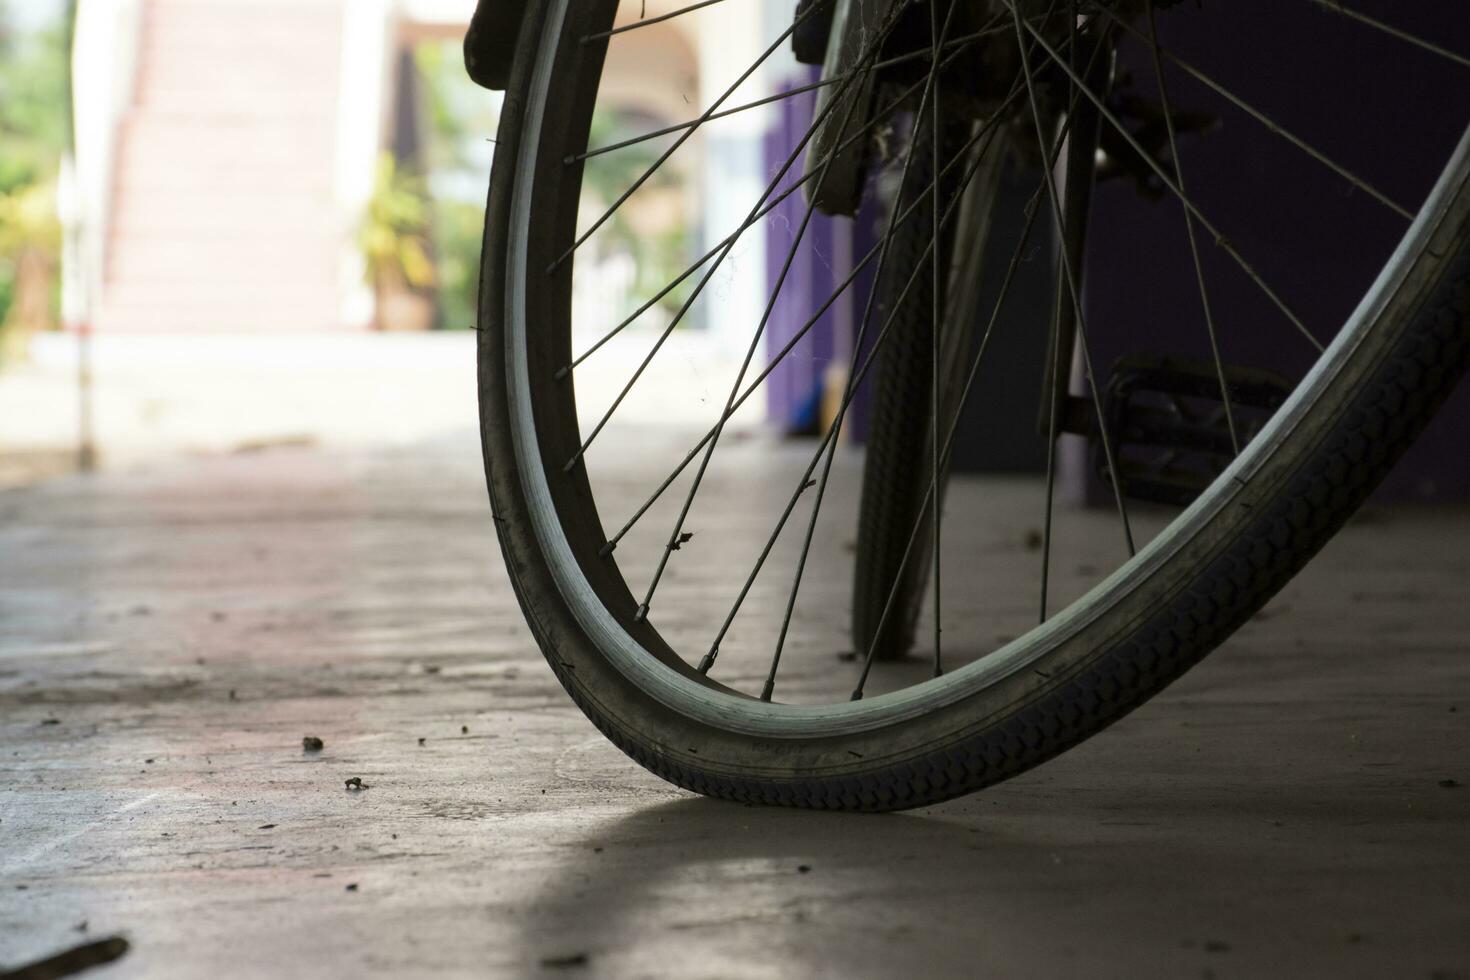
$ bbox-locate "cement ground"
[1,430,1467,979]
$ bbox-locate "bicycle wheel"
[477,0,1470,810]
[852,111,997,663]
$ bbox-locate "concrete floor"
[1,430,1468,979]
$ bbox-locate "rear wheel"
[478,0,1470,809]
[852,111,991,663]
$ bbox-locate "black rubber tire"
[851,118,961,662]
[477,0,1470,811]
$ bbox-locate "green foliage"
[412,39,500,329]
[359,153,435,291]
[431,198,484,334]
[407,39,693,330]
[0,2,68,191]
[0,1,69,334]
[0,180,59,255]
[0,265,12,326]
[581,108,693,319]
[413,42,469,155]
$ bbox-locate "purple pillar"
[763,70,878,438]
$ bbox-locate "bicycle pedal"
[1097,354,1294,507]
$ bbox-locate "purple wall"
[763,5,1470,501]
[1083,0,1470,502]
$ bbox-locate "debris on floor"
[540,952,589,969]
[302,736,324,752]
[0,936,130,980]
[344,777,369,791]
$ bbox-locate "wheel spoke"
[1035,6,1126,626]
[604,83,1026,563]
[1038,253,1062,625]
[762,0,971,701]
[847,12,1115,679]
[562,4,907,476]
[561,49,954,381]
[551,0,832,273]
[1006,5,1326,353]
[583,0,732,43]
[1093,5,1414,220]
[1008,1,1137,558]
[572,76,843,164]
[634,0,914,623]
[1308,0,1470,70]
[690,88,1029,672]
[1040,2,1085,627]
[927,0,945,678]
[573,18,1020,165]
[850,85,1117,694]
[1143,0,1240,456]
[852,166,1056,700]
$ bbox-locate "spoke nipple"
[553,365,571,382]
[562,456,579,474]
[760,680,775,702]
[598,541,616,558]
[849,689,865,702]
[698,651,716,674]
[634,603,650,623]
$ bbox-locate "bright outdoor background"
[0,0,800,486]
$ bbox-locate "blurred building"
[66,0,789,336]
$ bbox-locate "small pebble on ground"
[541,952,589,969]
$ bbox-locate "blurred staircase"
[98,0,347,333]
